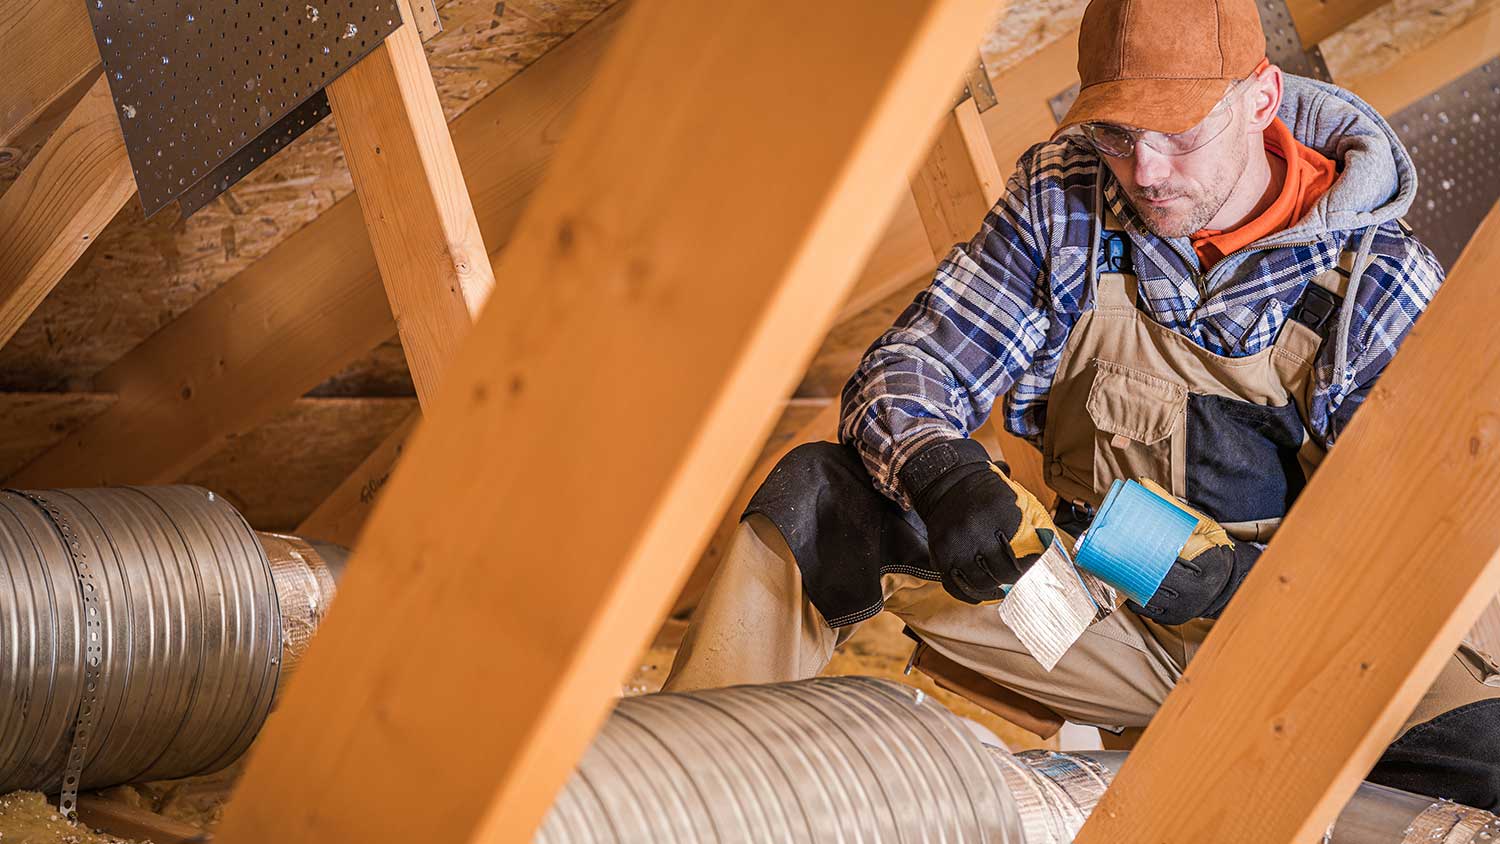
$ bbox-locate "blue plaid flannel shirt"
[841,139,1444,506]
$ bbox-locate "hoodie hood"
[1275,73,1418,239]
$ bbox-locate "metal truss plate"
[177,90,332,216]
[86,0,405,217]
[410,0,443,41]
[1392,59,1500,270]
[1255,0,1331,81]
[956,56,998,112]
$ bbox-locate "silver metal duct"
[0,486,337,817]
[538,679,1500,844]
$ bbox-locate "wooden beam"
[0,0,99,147]
[5,5,627,489]
[1288,0,1389,48]
[909,97,1005,259]
[75,796,207,844]
[0,74,135,350]
[214,0,1000,840]
[0,391,116,478]
[327,0,494,406]
[1342,1,1499,116]
[295,409,419,545]
[1074,201,1500,844]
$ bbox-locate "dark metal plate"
[1255,0,1332,81]
[86,0,404,217]
[177,89,332,217]
[1392,59,1500,270]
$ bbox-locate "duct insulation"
[0,486,338,810]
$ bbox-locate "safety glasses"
[1081,75,1255,158]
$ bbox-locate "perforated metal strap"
[13,491,100,821]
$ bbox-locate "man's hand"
[1126,478,1262,625]
[905,439,1059,604]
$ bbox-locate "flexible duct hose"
[0,486,337,809]
[538,678,1500,844]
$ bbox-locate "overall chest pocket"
[1085,360,1187,497]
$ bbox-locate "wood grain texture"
[181,397,417,531]
[213,0,1002,839]
[0,74,134,350]
[0,0,99,147]
[294,409,420,545]
[75,795,207,844]
[1341,0,1499,116]
[328,0,493,405]
[910,97,1004,261]
[1075,202,1500,844]
[0,0,613,391]
[5,6,627,489]
[1288,0,1392,47]
[0,391,115,477]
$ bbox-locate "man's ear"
[1245,63,1283,132]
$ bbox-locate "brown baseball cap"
[1056,0,1267,136]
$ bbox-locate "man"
[667,0,1500,807]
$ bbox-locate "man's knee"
[1367,699,1500,809]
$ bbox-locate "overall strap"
[1090,178,1138,311]
[1284,237,1357,341]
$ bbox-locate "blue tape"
[1074,479,1199,606]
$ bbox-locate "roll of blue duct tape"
[1074,479,1199,607]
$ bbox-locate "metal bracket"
[85,0,407,217]
[956,55,999,113]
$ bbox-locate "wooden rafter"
[295,410,418,545]
[0,0,98,147]
[328,0,493,406]
[212,0,1002,839]
[0,74,134,350]
[4,4,627,490]
[1343,1,1499,116]
[1076,202,1500,844]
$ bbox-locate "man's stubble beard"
[1128,137,1248,239]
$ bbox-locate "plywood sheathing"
[1321,0,1498,79]
[0,391,115,477]
[180,397,418,531]
[0,0,613,393]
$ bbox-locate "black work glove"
[1124,478,1263,626]
[902,439,1059,604]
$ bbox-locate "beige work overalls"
[666,194,1500,740]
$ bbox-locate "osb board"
[0,391,116,478]
[311,336,415,397]
[179,397,417,531]
[1320,0,1499,79]
[0,0,615,393]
